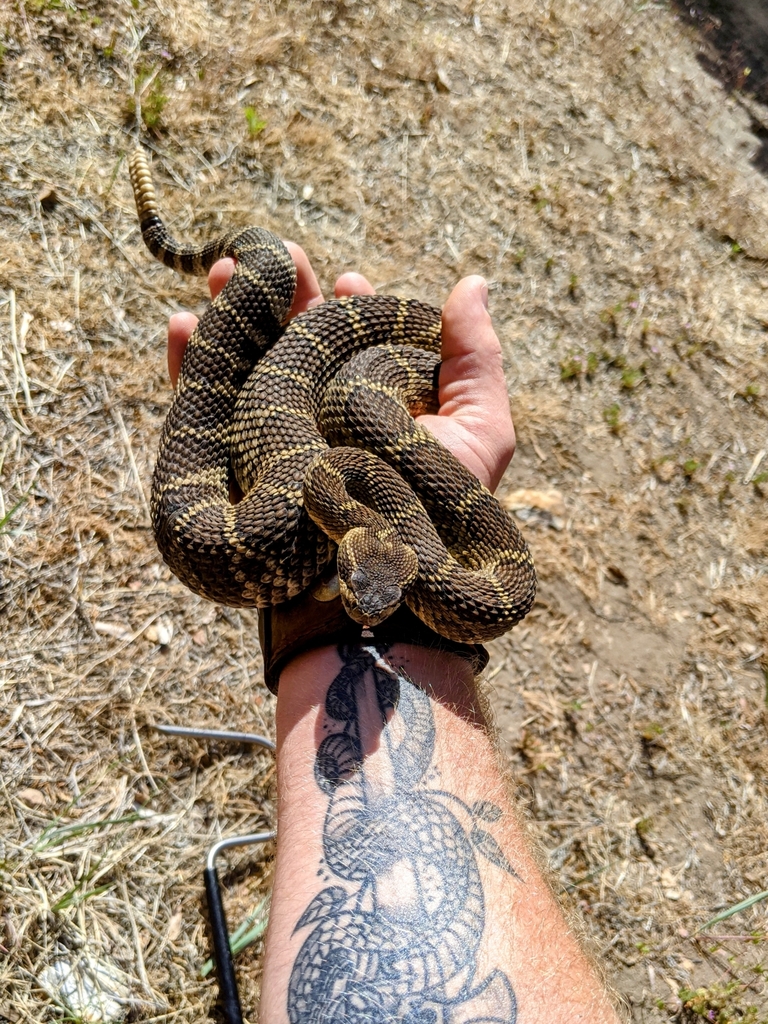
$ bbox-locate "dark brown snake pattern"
[128,150,536,644]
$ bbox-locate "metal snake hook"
[152,723,276,1024]
[205,832,275,1024]
[152,721,276,751]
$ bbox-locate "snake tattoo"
[128,150,536,643]
[288,643,519,1024]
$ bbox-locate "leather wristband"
[257,567,489,694]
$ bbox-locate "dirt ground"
[1,0,766,1021]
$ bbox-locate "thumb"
[417,276,516,491]
[438,275,505,417]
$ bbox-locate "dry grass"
[1,0,767,1021]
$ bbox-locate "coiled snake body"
[129,151,536,643]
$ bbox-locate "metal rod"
[207,831,276,872]
[154,720,276,1022]
[204,832,275,1024]
[204,864,243,1024]
[152,722,275,751]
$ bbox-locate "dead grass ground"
[0,0,766,1021]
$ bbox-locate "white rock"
[145,617,173,646]
[38,952,132,1023]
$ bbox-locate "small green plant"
[26,0,65,10]
[0,495,28,535]
[102,28,117,59]
[599,306,619,337]
[142,80,168,128]
[560,350,598,382]
[620,366,644,390]
[677,337,702,359]
[52,881,114,913]
[35,812,143,852]
[527,183,552,214]
[752,471,768,489]
[559,356,580,381]
[129,66,169,129]
[200,896,270,977]
[700,888,768,931]
[678,981,759,1023]
[244,106,267,137]
[567,273,578,299]
[603,402,622,434]
[738,382,761,401]
[601,347,626,370]
[639,721,663,741]
[682,458,700,478]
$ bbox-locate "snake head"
[337,527,419,627]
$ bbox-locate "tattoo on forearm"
[287,643,520,1023]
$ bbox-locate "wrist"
[259,567,488,695]
[274,641,489,748]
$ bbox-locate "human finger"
[334,272,376,298]
[208,257,236,298]
[417,275,515,492]
[207,249,322,315]
[167,311,198,388]
[284,241,324,318]
[166,258,234,388]
[165,242,324,388]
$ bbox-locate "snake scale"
[128,150,536,644]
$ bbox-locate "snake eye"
[351,567,369,590]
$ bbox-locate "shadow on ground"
[672,0,768,173]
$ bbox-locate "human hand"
[167,247,515,492]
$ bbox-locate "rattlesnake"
[128,150,536,643]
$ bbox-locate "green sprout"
[244,106,267,137]
[603,403,622,434]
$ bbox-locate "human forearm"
[260,642,621,1024]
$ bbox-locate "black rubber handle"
[204,866,244,1024]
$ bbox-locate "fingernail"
[480,280,489,310]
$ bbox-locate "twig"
[100,379,151,524]
[7,291,31,432]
